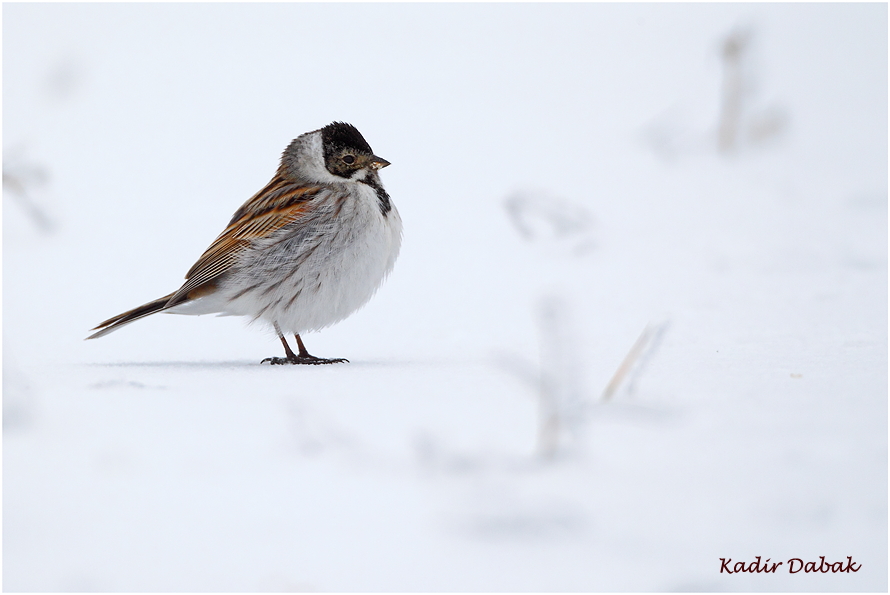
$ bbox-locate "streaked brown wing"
[166,175,322,307]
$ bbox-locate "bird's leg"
[261,324,348,365]
[261,323,299,364]
[294,334,312,358]
[292,334,349,364]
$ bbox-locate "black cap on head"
[321,122,374,155]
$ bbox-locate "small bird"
[87,122,402,364]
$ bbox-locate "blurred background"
[4,3,887,591]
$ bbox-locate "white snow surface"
[3,3,887,592]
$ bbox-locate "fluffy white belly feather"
[170,183,402,334]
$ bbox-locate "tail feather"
[86,292,176,340]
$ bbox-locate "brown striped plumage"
[167,179,323,308]
[87,122,401,365]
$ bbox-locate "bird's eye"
[342,154,355,165]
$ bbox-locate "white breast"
[214,182,402,334]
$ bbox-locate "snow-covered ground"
[3,3,887,591]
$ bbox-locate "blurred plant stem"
[3,150,56,234]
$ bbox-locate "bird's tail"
[86,292,176,340]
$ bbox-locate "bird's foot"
[261,355,349,365]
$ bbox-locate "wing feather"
[166,176,322,307]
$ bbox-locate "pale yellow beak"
[370,155,391,170]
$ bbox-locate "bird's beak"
[370,155,391,170]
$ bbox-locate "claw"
[261,355,349,365]
[263,326,349,365]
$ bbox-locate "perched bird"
[87,122,402,364]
